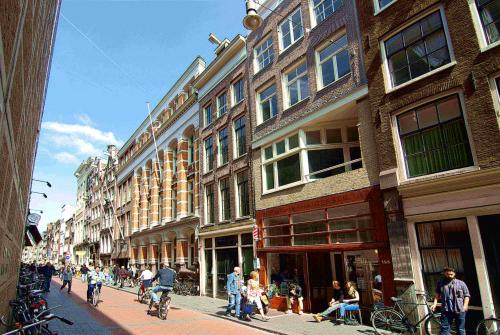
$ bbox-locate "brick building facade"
[0,0,60,322]
[357,0,500,326]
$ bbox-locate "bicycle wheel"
[372,308,411,334]
[158,297,171,320]
[424,314,457,335]
[92,288,99,307]
[476,318,500,335]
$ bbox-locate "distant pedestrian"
[80,264,89,283]
[119,266,128,288]
[225,267,242,319]
[60,265,73,293]
[42,262,55,292]
[431,267,470,335]
[113,265,119,286]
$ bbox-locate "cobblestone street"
[44,278,374,335]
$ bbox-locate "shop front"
[256,187,394,315]
[199,224,254,298]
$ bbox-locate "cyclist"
[139,266,154,295]
[149,264,176,310]
[87,266,105,302]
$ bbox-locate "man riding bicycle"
[149,264,176,309]
[87,266,105,302]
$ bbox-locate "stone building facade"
[0,0,60,321]
[73,158,94,265]
[116,57,206,273]
[194,35,256,298]
[356,0,500,327]
[246,0,393,314]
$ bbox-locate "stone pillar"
[193,238,199,265]
[175,238,188,268]
[150,160,160,226]
[161,241,171,267]
[162,152,173,223]
[193,135,199,215]
[131,174,140,233]
[139,168,149,230]
[177,139,188,218]
[128,243,135,266]
[149,244,158,273]
[137,245,145,266]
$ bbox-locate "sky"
[30,0,248,232]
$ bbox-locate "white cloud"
[49,135,101,156]
[42,121,122,146]
[53,152,80,165]
[74,113,93,126]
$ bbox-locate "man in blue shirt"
[225,266,242,319]
[150,264,176,307]
[431,267,470,335]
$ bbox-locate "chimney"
[208,33,230,57]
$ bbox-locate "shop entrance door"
[307,252,333,312]
[216,249,238,299]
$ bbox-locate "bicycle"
[137,282,152,304]
[476,317,500,335]
[89,284,101,307]
[147,289,172,320]
[371,292,456,335]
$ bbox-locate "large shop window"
[416,219,481,310]
[263,203,374,247]
[397,95,473,178]
[262,126,361,192]
[384,11,452,88]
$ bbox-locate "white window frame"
[218,127,228,166]
[204,137,214,173]
[234,169,249,219]
[283,61,309,108]
[254,35,274,73]
[380,6,456,93]
[257,83,278,125]
[217,92,227,117]
[232,78,244,106]
[467,0,500,52]
[203,104,212,127]
[373,0,397,15]
[390,90,478,183]
[233,116,246,159]
[310,0,343,27]
[315,33,350,90]
[204,183,215,225]
[218,177,231,222]
[488,72,500,130]
[279,7,304,52]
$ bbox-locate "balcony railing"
[305,158,363,182]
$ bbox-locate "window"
[397,95,473,178]
[188,180,194,214]
[317,34,350,88]
[219,178,231,221]
[262,127,361,191]
[172,147,178,175]
[312,0,343,26]
[284,62,309,107]
[236,170,250,217]
[204,104,212,126]
[279,8,304,51]
[217,92,227,117]
[255,36,274,71]
[233,79,244,105]
[205,184,215,224]
[204,137,214,172]
[218,127,229,165]
[376,0,395,12]
[234,116,247,157]
[475,0,500,45]
[258,84,278,123]
[171,189,177,219]
[188,135,194,164]
[384,11,451,88]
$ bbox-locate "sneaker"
[298,311,303,315]
[286,310,292,314]
[313,314,323,322]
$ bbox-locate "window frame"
[254,35,275,73]
[373,0,397,15]
[315,33,351,90]
[468,0,500,51]
[217,91,227,117]
[203,104,213,127]
[219,177,231,222]
[187,179,194,215]
[204,137,214,173]
[283,60,310,108]
[310,0,343,27]
[235,169,250,218]
[218,127,229,166]
[279,7,304,52]
[187,135,195,165]
[204,183,215,225]
[257,83,278,125]
[233,116,247,158]
[380,6,456,92]
[232,78,245,106]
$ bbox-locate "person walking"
[431,267,470,335]
[286,283,304,315]
[119,266,128,288]
[80,264,89,283]
[60,265,73,293]
[313,280,344,322]
[246,271,270,321]
[225,267,242,319]
[42,262,55,292]
[112,265,119,286]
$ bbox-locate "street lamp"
[243,0,263,31]
[32,178,52,188]
[31,191,48,198]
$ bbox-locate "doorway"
[216,248,238,299]
[307,252,333,312]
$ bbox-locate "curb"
[106,284,287,335]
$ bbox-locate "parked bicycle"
[476,317,500,335]
[371,291,456,335]
[1,311,73,335]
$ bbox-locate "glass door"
[216,248,238,299]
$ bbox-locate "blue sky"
[31,0,247,231]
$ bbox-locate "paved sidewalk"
[106,281,374,335]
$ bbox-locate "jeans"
[151,286,172,303]
[287,296,304,312]
[81,273,87,283]
[44,277,51,291]
[87,282,102,300]
[60,280,72,292]
[440,311,466,335]
[226,292,241,317]
[340,303,359,317]
[320,303,341,317]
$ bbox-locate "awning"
[24,225,42,246]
